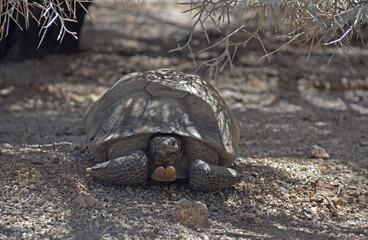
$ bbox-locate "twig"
[316,193,339,217]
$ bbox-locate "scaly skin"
[188,159,242,192]
[86,151,148,185]
[86,136,242,191]
[150,135,183,166]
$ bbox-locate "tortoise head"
[149,135,183,167]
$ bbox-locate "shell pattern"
[84,69,240,166]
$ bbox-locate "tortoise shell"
[84,69,240,166]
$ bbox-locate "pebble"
[28,184,37,190]
[353,189,361,197]
[126,186,133,194]
[332,197,347,206]
[168,184,176,194]
[31,158,46,165]
[279,186,290,193]
[300,208,313,220]
[174,198,208,228]
[311,145,330,159]
[74,192,97,208]
[299,178,307,184]
[242,212,256,220]
[278,211,291,220]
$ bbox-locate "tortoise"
[84,69,242,191]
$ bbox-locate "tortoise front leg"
[189,159,242,192]
[86,150,148,185]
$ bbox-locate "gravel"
[1,1,367,239]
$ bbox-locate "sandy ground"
[1,1,368,239]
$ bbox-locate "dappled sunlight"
[260,100,303,113]
[41,83,107,105]
[1,140,366,238]
[0,80,107,144]
[350,103,368,115]
[228,156,368,235]
[0,142,81,238]
[186,154,368,238]
[84,69,239,165]
[298,78,368,114]
[217,67,279,110]
[303,92,348,111]
[0,0,367,239]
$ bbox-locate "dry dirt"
[1,1,368,239]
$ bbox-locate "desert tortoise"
[84,69,241,191]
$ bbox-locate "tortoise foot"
[86,150,148,185]
[189,159,242,192]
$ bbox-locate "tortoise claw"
[151,166,177,182]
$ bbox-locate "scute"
[84,69,240,166]
[146,82,189,99]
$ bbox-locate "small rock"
[31,158,46,165]
[28,184,37,190]
[3,143,12,148]
[174,198,208,228]
[357,195,367,205]
[126,186,133,194]
[332,197,347,206]
[242,212,256,220]
[311,145,329,159]
[353,189,361,197]
[300,208,313,220]
[299,178,307,184]
[278,211,291,220]
[314,178,335,197]
[168,184,176,194]
[74,192,97,208]
[0,86,14,96]
[279,186,289,193]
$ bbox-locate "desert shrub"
[173,0,368,75]
[1,0,91,46]
[1,0,367,73]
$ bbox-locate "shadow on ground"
[0,1,367,239]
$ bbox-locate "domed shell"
[84,69,240,166]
